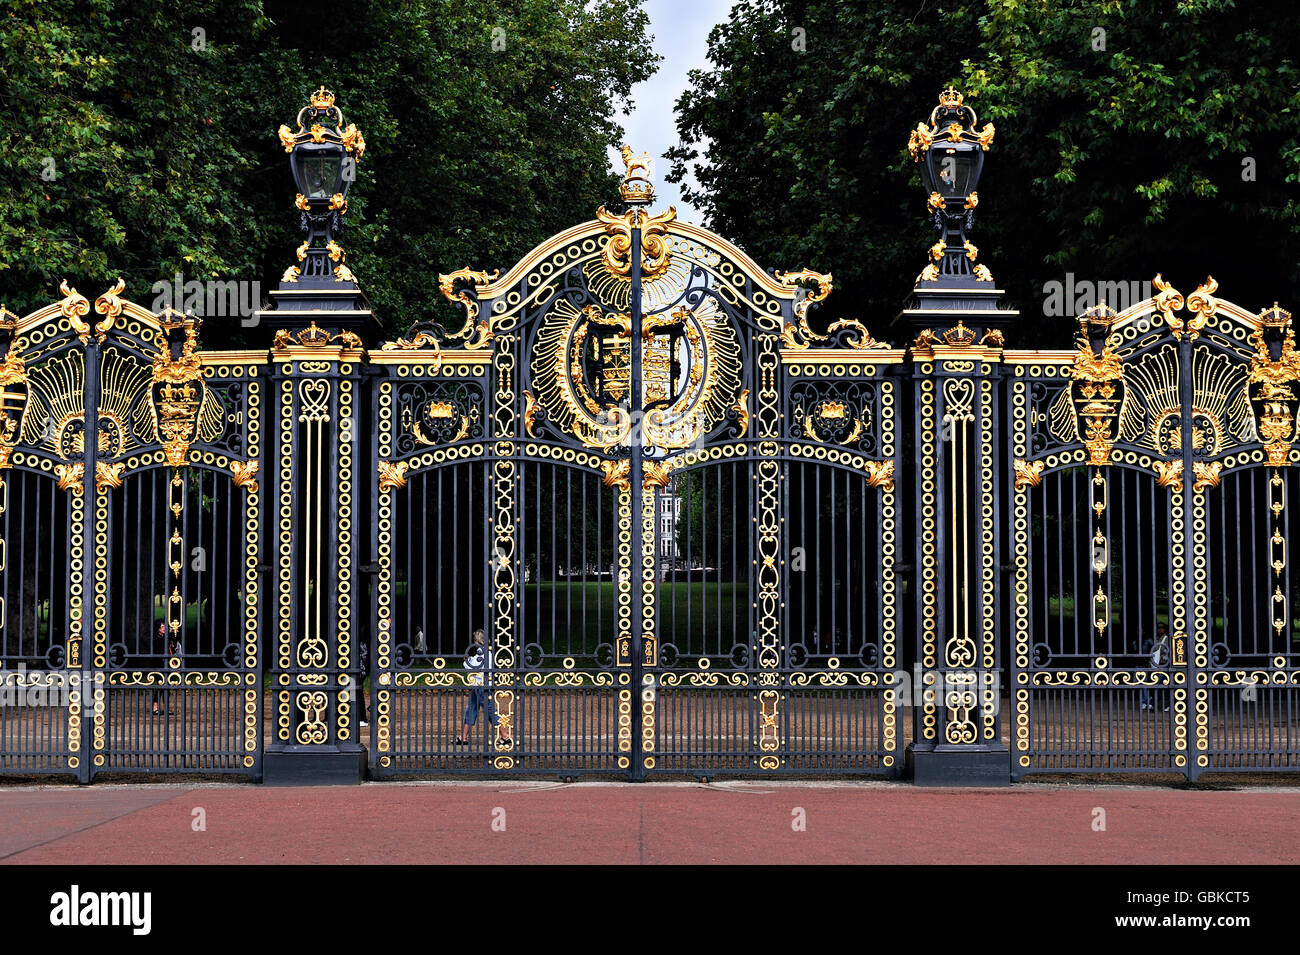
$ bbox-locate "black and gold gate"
[369,170,901,778]
[6,86,1298,785]
[0,285,263,781]
[1008,279,1300,779]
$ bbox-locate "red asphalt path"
[0,782,1297,864]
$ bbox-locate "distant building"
[657,481,683,566]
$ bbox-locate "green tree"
[669,0,1300,346]
[0,0,659,344]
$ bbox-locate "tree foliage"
[0,0,658,344]
[669,0,1300,345]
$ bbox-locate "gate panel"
[515,459,622,771]
[1010,283,1300,779]
[0,468,74,771]
[101,466,258,774]
[1015,464,1176,772]
[378,456,492,771]
[1200,425,1300,769]
[782,456,896,771]
[370,354,498,774]
[653,458,756,771]
[0,290,263,779]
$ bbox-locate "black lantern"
[293,147,344,201]
[277,87,365,283]
[908,88,995,283]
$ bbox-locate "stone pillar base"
[907,742,1010,787]
[263,745,367,786]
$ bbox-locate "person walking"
[356,627,370,728]
[152,622,181,715]
[453,629,510,747]
[1141,622,1171,712]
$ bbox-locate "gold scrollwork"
[1152,273,1185,326]
[92,277,126,342]
[95,461,124,490]
[1013,459,1045,489]
[865,460,895,491]
[437,268,499,348]
[601,458,631,492]
[55,462,84,491]
[522,671,616,688]
[1192,461,1222,492]
[522,390,538,438]
[734,388,750,436]
[378,459,409,492]
[58,280,93,342]
[230,460,259,493]
[643,459,675,490]
[757,689,780,752]
[774,268,833,322]
[295,690,329,744]
[658,671,750,688]
[1154,459,1184,491]
[1179,275,1219,341]
[596,206,677,280]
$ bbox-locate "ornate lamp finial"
[907,88,995,286]
[276,86,366,285]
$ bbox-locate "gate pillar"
[897,282,1016,786]
[256,87,382,784]
[895,88,1017,785]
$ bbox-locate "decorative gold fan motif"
[20,346,222,459]
[1049,343,1251,457]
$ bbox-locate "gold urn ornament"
[1070,304,1125,466]
[1247,303,1300,467]
[0,306,28,469]
[150,308,206,469]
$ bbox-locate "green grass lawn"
[519,580,749,658]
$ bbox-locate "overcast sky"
[606,0,736,227]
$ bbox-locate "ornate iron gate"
[1008,280,1300,779]
[369,190,901,778]
[0,286,263,780]
[4,86,1299,785]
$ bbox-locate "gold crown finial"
[939,87,964,108]
[618,144,654,203]
[310,86,336,110]
[940,320,978,346]
[1081,302,1119,326]
[1261,302,1292,328]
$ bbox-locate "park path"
[0,781,1297,864]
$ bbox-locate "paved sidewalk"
[1,781,1297,864]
